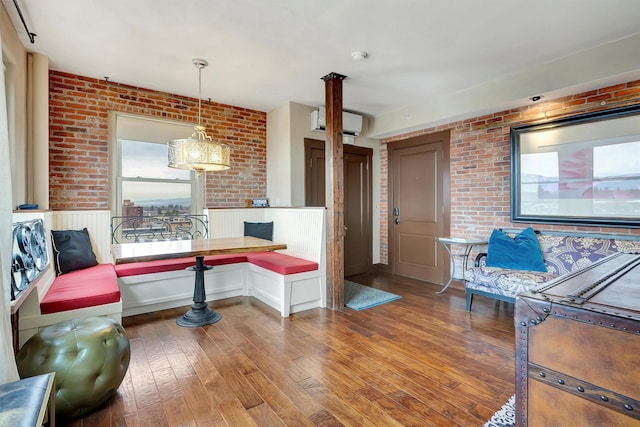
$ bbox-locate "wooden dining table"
[111,236,287,327]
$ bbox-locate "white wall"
[289,102,316,207]
[1,2,27,209]
[369,33,640,139]
[266,102,292,207]
[266,101,381,264]
[30,53,49,210]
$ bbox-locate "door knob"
[394,218,400,224]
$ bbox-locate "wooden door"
[305,139,372,276]
[306,145,326,207]
[390,131,450,284]
[344,151,370,276]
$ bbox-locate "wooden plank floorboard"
[247,371,318,426]
[238,341,324,418]
[296,328,476,421]
[291,313,475,417]
[62,272,515,426]
[292,348,407,426]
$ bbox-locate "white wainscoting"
[50,210,112,263]
[47,208,326,267]
[208,209,265,238]
[207,207,326,264]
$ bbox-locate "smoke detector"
[351,51,368,61]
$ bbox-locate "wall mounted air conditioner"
[311,106,363,136]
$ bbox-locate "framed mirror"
[511,104,640,228]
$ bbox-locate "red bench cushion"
[40,264,120,314]
[245,252,318,275]
[114,254,249,277]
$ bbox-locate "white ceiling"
[5,0,640,123]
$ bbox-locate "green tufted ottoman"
[16,317,130,419]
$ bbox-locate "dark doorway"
[304,138,372,276]
[388,131,450,284]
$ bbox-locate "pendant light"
[168,58,230,171]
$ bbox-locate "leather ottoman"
[16,317,130,419]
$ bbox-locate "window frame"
[110,112,204,218]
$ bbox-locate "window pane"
[121,139,190,179]
[121,181,191,216]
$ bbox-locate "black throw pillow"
[243,221,274,241]
[51,228,98,275]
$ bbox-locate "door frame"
[304,138,373,275]
[387,130,451,280]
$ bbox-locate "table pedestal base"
[177,306,221,327]
[177,255,222,327]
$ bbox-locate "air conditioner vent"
[311,107,363,136]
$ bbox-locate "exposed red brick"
[379,80,640,263]
[49,71,267,209]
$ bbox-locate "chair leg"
[465,291,473,311]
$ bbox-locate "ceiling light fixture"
[168,58,230,172]
[351,51,368,61]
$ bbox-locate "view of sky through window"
[121,140,192,211]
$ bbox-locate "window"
[113,114,203,218]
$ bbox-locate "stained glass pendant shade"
[168,59,230,171]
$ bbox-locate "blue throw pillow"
[485,227,546,272]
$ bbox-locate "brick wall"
[380,80,640,265]
[49,71,266,210]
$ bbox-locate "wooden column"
[322,72,346,310]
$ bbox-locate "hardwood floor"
[66,273,515,426]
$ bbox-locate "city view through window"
[120,139,194,218]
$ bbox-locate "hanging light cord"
[197,65,202,128]
[191,59,212,142]
[13,0,36,44]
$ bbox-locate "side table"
[437,237,488,294]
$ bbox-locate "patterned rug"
[484,395,515,427]
[344,280,401,310]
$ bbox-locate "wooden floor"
[66,273,516,427]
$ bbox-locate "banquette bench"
[14,208,326,347]
[463,229,640,311]
[15,265,123,349]
[114,250,321,317]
